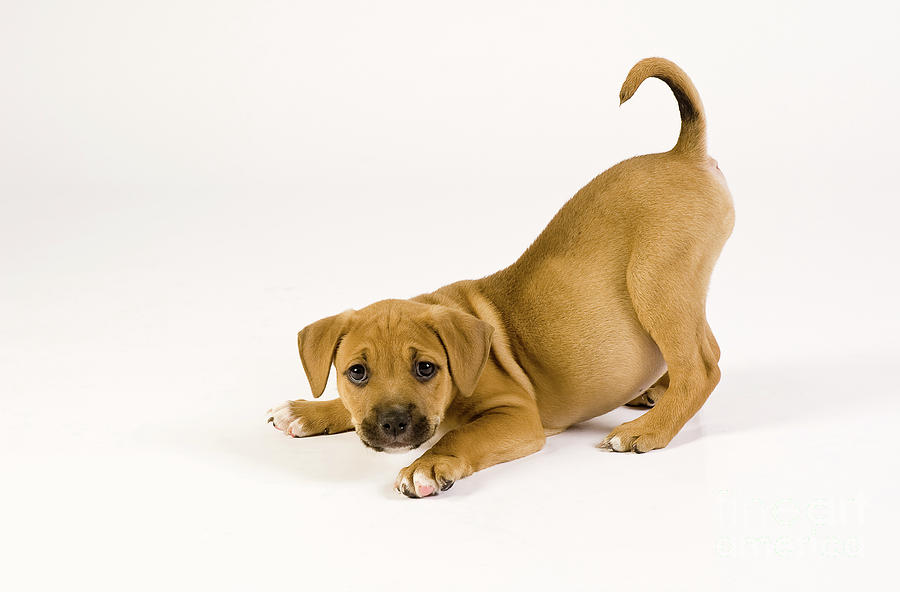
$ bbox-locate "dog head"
[297,299,494,451]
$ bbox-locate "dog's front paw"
[394,454,472,498]
[598,417,674,453]
[266,400,314,437]
[266,399,355,438]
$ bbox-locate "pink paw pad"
[416,484,435,497]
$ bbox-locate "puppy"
[267,57,734,498]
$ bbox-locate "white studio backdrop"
[1,1,898,591]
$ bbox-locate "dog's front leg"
[266,398,354,438]
[394,401,545,498]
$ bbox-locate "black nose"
[377,406,412,438]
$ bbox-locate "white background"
[2,1,898,590]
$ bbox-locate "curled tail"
[619,57,706,156]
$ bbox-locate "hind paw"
[598,419,674,453]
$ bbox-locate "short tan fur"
[267,58,734,498]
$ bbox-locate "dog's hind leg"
[626,372,669,408]
[600,223,727,453]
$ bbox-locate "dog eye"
[415,361,436,381]
[347,364,368,385]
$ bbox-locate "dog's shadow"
[217,425,421,484]
[520,356,894,454]
[191,423,489,500]
[569,356,895,451]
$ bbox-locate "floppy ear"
[297,310,354,398]
[429,307,494,397]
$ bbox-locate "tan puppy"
[267,57,734,498]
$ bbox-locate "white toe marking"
[394,473,413,496]
[412,470,438,497]
[266,401,296,432]
[288,418,307,437]
[609,436,626,452]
